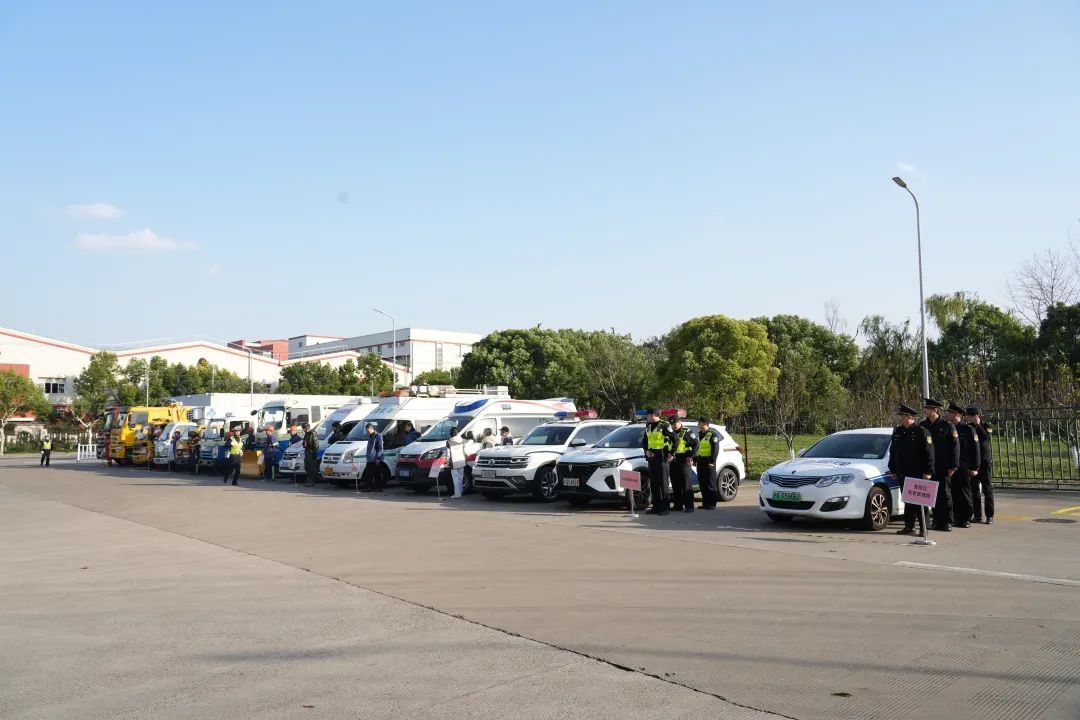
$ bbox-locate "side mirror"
[569,439,587,447]
[796,448,806,457]
[250,410,258,416]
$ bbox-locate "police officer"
[920,398,959,531]
[946,403,980,528]
[668,416,698,512]
[966,406,995,524]
[40,434,52,467]
[186,430,201,474]
[262,425,278,480]
[694,417,720,509]
[641,409,677,515]
[890,404,935,535]
[223,429,243,486]
[301,422,318,488]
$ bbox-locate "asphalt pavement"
[1,455,1077,719]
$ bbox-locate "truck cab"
[109,404,188,465]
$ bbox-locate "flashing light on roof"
[660,408,687,419]
[554,410,598,420]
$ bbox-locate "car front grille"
[769,476,818,488]
[765,498,815,510]
[558,462,599,481]
[477,457,528,468]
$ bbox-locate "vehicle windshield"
[521,425,575,446]
[594,425,644,449]
[128,411,149,427]
[158,423,176,439]
[345,418,393,441]
[102,414,115,431]
[803,433,891,460]
[260,407,286,430]
[202,422,226,440]
[421,415,472,442]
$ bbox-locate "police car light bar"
[554,410,598,419]
[659,408,687,419]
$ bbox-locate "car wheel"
[718,468,739,501]
[567,496,591,507]
[463,467,475,495]
[532,466,561,502]
[862,486,891,531]
[766,512,794,523]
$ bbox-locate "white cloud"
[74,228,199,252]
[67,202,125,220]
[896,161,924,179]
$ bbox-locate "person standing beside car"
[919,398,959,532]
[641,409,676,516]
[946,403,980,528]
[966,406,995,525]
[262,425,278,480]
[445,426,466,499]
[668,417,698,513]
[301,422,318,487]
[223,429,243,486]
[695,417,720,509]
[499,426,514,445]
[359,422,385,492]
[890,404,935,536]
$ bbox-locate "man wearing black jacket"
[668,416,699,513]
[890,404,935,535]
[946,403,980,528]
[966,406,995,525]
[920,398,959,531]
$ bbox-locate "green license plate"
[772,491,802,502]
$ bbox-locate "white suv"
[474,415,626,501]
[557,420,745,508]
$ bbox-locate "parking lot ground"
[2,456,1078,719]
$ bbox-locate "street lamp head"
[891,176,908,189]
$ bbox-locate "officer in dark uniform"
[301,422,318,488]
[695,417,720,509]
[890,404,935,535]
[641,409,677,516]
[965,405,995,524]
[946,402,980,528]
[668,416,698,513]
[920,398,959,531]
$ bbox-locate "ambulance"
[395,396,577,494]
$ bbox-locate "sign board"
[902,477,939,507]
[429,457,447,478]
[619,469,642,491]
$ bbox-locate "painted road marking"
[894,561,1080,588]
[993,513,1033,522]
[1051,505,1080,517]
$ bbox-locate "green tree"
[929,299,1035,381]
[72,352,122,414]
[1037,303,1080,368]
[354,353,394,395]
[0,370,52,454]
[573,331,661,418]
[458,329,590,399]
[654,315,779,421]
[413,368,460,386]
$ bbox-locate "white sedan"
[758,428,903,531]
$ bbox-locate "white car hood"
[481,445,563,459]
[766,457,887,478]
[559,447,639,464]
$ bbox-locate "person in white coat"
[446,426,466,499]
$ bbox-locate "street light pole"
[243,347,254,407]
[892,176,931,400]
[373,308,397,388]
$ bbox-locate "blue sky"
[2,1,1077,347]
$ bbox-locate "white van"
[395,397,577,494]
[320,395,466,485]
[278,401,379,478]
[253,395,375,454]
[152,422,198,468]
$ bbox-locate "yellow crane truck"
[108,403,189,465]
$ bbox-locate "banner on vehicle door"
[902,477,938,506]
[619,469,642,491]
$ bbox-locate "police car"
[557,409,745,507]
[473,411,626,501]
[757,428,901,531]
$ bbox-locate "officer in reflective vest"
[223,429,243,486]
[694,417,720,508]
[40,435,53,468]
[669,417,698,513]
[640,409,677,515]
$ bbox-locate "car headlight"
[342,450,355,462]
[760,472,770,486]
[598,459,622,469]
[815,473,855,488]
[421,448,444,461]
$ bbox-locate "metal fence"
[988,407,1080,490]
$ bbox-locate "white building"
[290,328,480,377]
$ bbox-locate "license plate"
[399,469,411,477]
[563,478,579,487]
[323,467,333,476]
[480,469,496,478]
[773,491,802,502]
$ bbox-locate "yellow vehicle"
[109,404,188,465]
